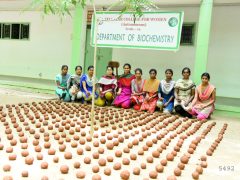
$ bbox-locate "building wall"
[0,11,73,80]
[207,5,240,98]
[112,6,240,99]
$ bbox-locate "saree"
[191,84,215,119]
[113,73,135,109]
[141,79,160,113]
[157,80,175,113]
[55,74,71,102]
[131,79,145,110]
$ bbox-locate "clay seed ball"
[3,165,11,172]
[178,163,185,170]
[122,158,130,165]
[74,162,81,169]
[152,151,160,158]
[115,150,122,157]
[106,142,114,150]
[180,156,189,164]
[120,170,130,180]
[201,161,208,168]
[174,168,182,176]
[161,159,168,166]
[92,165,100,173]
[8,154,17,161]
[200,156,207,161]
[107,156,113,162]
[192,171,199,179]
[130,153,137,160]
[104,168,111,176]
[196,166,203,174]
[98,158,106,166]
[48,148,56,155]
[141,163,147,169]
[149,171,158,179]
[25,156,34,165]
[22,171,28,177]
[113,162,121,170]
[76,170,86,179]
[84,157,91,164]
[41,162,48,169]
[60,165,69,174]
[64,152,72,159]
[92,174,101,180]
[53,156,59,163]
[37,153,43,160]
[155,164,164,173]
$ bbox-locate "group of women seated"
[55,64,216,121]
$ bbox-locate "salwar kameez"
[157,80,175,113]
[141,79,160,113]
[191,84,215,120]
[80,74,98,102]
[114,73,135,109]
[174,79,195,118]
[95,75,117,106]
[55,74,71,102]
[131,79,145,110]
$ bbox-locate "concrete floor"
[0,88,239,180]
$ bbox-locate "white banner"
[91,11,184,51]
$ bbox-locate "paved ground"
[0,87,239,180]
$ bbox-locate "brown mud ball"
[3,165,11,172]
[37,153,43,160]
[192,171,199,179]
[92,165,100,173]
[166,153,174,161]
[161,159,168,166]
[98,158,107,166]
[92,174,101,180]
[64,152,72,159]
[84,157,91,164]
[133,167,141,175]
[113,162,121,170]
[76,171,86,179]
[196,166,203,174]
[141,163,147,169]
[8,154,17,161]
[201,161,208,168]
[25,156,34,165]
[60,165,69,174]
[104,168,111,176]
[22,171,28,177]
[122,158,130,165]
[107,156,113,162]
[174,168,181,176]
[41,162,48,169]
[120,170,130,180]
[155,164,164,173]
[180,156,189,164]
[178,163,185,170]
[149,171,158,179]
[53,156,59,163]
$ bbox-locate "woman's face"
[182,70,190,79]
[76,68,82,76]
[106,67,113,76]
[201,76,209,84]
[135,71,142,79]
[88,68,94,76]
[124,65,130,74]
[150,71,156,79]
[62,67,68,75]
[165,71,173,79]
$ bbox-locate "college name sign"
[91,11,184,51]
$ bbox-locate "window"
[180,23,195,46]
[0,23,30,40]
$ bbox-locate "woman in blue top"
[80,66,98,103]
[55,65,71,102]
[157,69,175,113]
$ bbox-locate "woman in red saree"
[131,68,145,110]
[141,69,160,113]
[114,63,135,109]
[190,73,216,120]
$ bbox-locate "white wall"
[112,7,199,81]
[207,5,240,98]
[112,6,240,98]
[0,11,73,80]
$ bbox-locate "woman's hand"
[159,97,164,101]
[163,102,169,107]
[86,91,91,96]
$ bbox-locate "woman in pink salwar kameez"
[190,73,216,120]
[114,63,135,109]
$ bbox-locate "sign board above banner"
[91,11,184,51]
